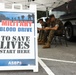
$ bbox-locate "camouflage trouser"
[42,30,50,43]
[47,30,62,44]
[38,30,44,41]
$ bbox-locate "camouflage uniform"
[43,19,63,48]
[38,22,47,41]
[42,23,50,43]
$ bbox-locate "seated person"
[41,18,51,44]
[43,14,64,48]
[37,19,47,43]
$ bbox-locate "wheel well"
[64,21,72,27]
[64,21,73,37]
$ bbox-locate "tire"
[65,24,73,41]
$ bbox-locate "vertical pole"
[46,7,49,17]
[65,2,69,13]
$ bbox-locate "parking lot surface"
[0,40,76,75]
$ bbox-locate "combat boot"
[38,41,45,45]
[38,39,41,42]
[43,43,51,48]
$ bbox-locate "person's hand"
[39,28,43,30]
[44,27,50,30]
[37,28,40,30]
[37,28,42,30]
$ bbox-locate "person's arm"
[37,28,45,30]
[44,24,59,30]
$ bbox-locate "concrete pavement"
[0,41,76,75]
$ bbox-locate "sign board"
[0,3,38,72]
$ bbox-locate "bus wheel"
[65,24,73,41]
